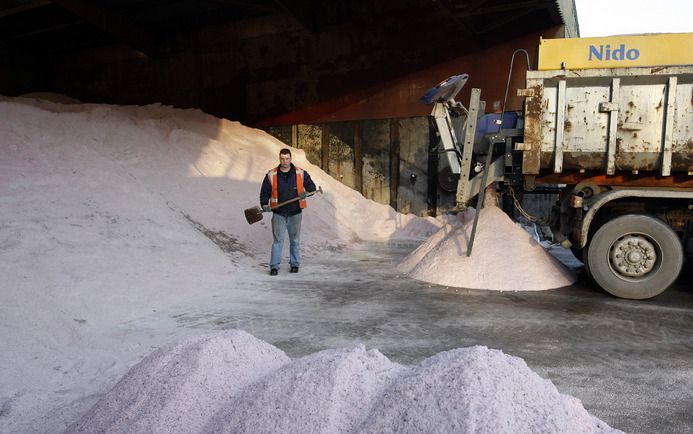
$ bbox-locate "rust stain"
[521,83,543,175]
[535,173,693,188]
[564,120,572,132]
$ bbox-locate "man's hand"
[262,205,272,212]
[299,191,307,200]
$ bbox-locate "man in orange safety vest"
[260,148,316,275]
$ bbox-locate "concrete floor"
[166,244,693,434]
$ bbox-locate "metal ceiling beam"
[456,0,547,16]
[50,0,158,57]
[9,19,83,40]
[273,0,315,32]
[431,0,477,37]
[0,0,51,19]
[476,6,542,33]
[208,0,278,14]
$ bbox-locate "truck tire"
[581,245,592,278]
[586,214,683,299]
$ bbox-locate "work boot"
[270,268,278,276]
[290,266,299,273]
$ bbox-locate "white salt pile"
[65,330,621,434]
[0,96,444,433]
[0,96,442,256]
[397,204,576,291]
[65,331,290,434]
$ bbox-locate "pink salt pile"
[64,330,621,434]
[397,205,576,291]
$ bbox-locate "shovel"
[244,186,323,224]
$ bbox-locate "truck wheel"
[581,245,592,278]
[586,214,683,299]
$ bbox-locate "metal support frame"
[662,76,677,176]
[465,157,505,199]
[604,78,620,175]
[455,88,481,207]
[52,0,157,56]
[453,88,506,209]
[554,79,566,173]
[431,103,461,174]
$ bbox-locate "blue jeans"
[270,212,302,269]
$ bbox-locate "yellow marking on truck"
[538,33,693,70]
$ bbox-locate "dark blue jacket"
[260,164,316,216]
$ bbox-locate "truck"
[423,33,693,300]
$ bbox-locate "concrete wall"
[265,115,463,217]
[361,120,391,206]
[397,117,430,214]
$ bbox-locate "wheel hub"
[610,235,657,278]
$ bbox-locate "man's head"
[279,148,292,170]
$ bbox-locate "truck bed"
[521,65,693,176]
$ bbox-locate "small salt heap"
[397,191,576,291]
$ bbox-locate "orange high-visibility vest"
[267,166,306,209]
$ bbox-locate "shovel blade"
[244,206,264,224]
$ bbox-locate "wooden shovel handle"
[270,186,323,210]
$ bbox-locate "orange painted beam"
[256,26,565,126]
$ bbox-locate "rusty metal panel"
[327,123,356,189]
[525,65,693,175]
[617,82,667,162]
[672,80,693,174]
[521,82,543,175]
[397,117,430,215]
[540,81,609,155]
[297,124,322,166]
[362,120,390,205]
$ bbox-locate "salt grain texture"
[357,346,613,434]
[0,96,442,433]
[205,345,405,434]
[65,330,290,434]
[397,205,576,291]
[66,330,622,434]
[0,96,579,433]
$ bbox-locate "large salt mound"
[397,205,576,291]
[65,330,622,434]
[0,97,442,257]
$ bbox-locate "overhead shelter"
[1,0,578,123]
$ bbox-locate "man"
[260,148,316,276]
